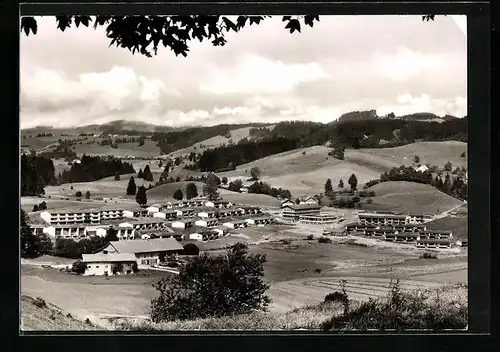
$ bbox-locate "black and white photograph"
[20,14,468,332]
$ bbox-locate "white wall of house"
[84,262,134,276]
[153,212,166,219]
[135,253,160,269]
[171,222,186,229]
[123,210,135,218]
[189,233,205,241]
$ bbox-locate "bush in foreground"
[421,252,438,259]
[33,297,47,308]
[321,280,467,331]
[150,243,271,323]
[318,237,332,244]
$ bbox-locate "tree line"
[151,123,265,154]
[195,137,299,172]
[248,117,467,150]
[59,154,136,183]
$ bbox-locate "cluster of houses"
[30,198,276,244]
[343,213,467,250]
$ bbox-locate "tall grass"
[115,281,467,331]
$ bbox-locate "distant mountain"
[21,120,183,136]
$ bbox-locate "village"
[27,191,467,277]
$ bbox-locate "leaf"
[236,15,248,29]
[282,16,292,22]
[285,19,301,33]
[222,17,237,32]
[21,17,37,36]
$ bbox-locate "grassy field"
[21,295,100,331]
[362,181,463,214]
[350,141,467,170]
[146,181,281,207]
[72,140,162,158]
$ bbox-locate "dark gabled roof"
[106,238,183,254]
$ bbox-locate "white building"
[171,219,194,229]
[176,208,195,218]
[245,215,275,226]
[298,196,319,205]
[415,165,429,173]
[223,219,248,229]
[81,253,137,276]
[194,218,219,228]
[153,210,178,220]
[146,205,162,214]
[123,207,150,218]
[205,200,232,208]
[42,224,88,240]
[189,230,220,242]
[100,238,184,269]
[198,210,219,219]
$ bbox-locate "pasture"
[362,181,463,214]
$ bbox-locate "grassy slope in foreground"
[20,295,100,331]
[362,181,463,214]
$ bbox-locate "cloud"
[373,47,444,82]
[377,93,467,117]
[20,15,467,129]
[199,55,329,95]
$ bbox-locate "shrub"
[66,313,72,318]
[49,313,56,320]
[321,279,467,331]
[314,268,322,274]
[132,262,139,273]
[71,260,87,274]
[324,291,349,305]
[318,237,332,244]
[33,297,47,308]
[75,191,83,198]
[421,252,438,259]
[150,243,271,322]
[306,235,314,241]
[182,243,200,256]
[280,239,292,245]
[85,318,92,325]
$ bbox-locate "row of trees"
[59,154,135,183]
[247,181,292,199]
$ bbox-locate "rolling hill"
[362,181,464,214]
[146,181,280,207]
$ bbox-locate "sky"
[20,15,467,129]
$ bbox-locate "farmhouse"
[384,232,420,243]
[100,238,184,269]
[189,230,220,242]
[415,238,452,249]
[175,208,195,218]
[298,213,337,225]
[152,209,178,220]
[81,253,136,276]
[194,218,219,228]
[281,204,321,221]
[298,196,319,205]
[223,219,248,229]
[43,224,88,240]
[171,219,194,229]
[123,207,149,218]
[245,215,275,226]
[358,213,408,226]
